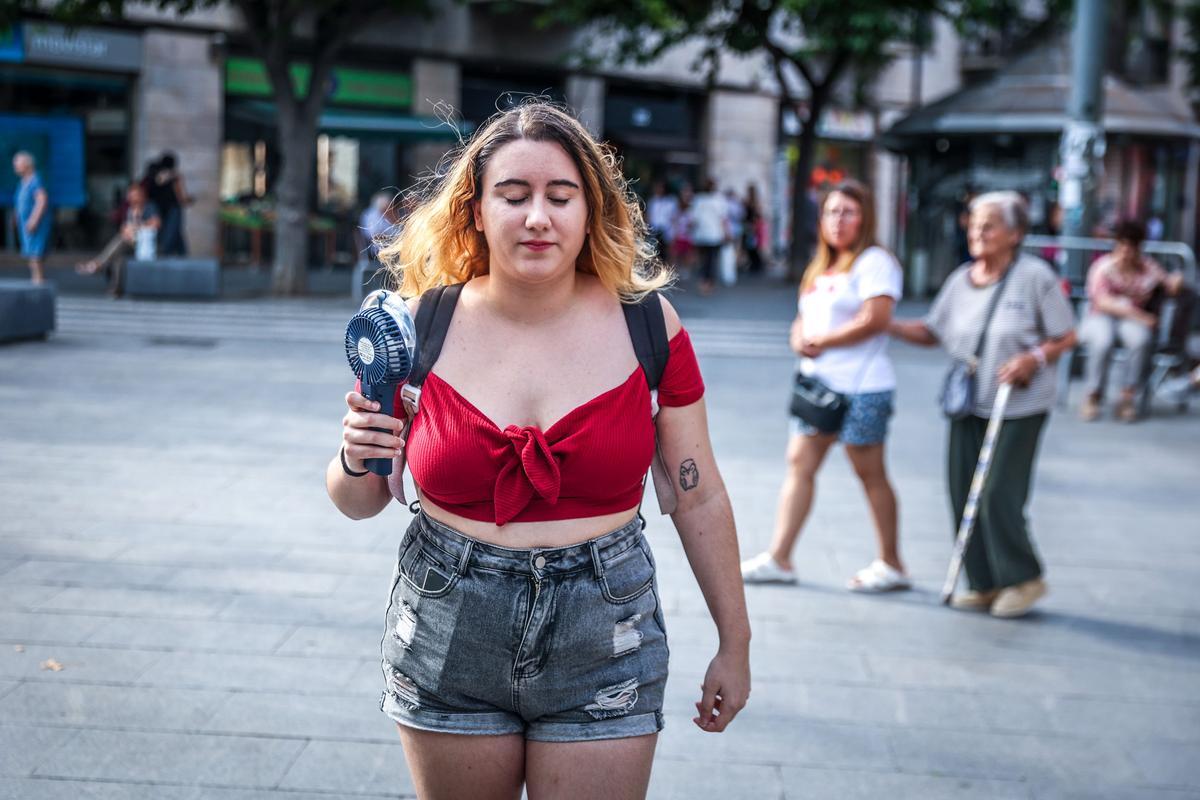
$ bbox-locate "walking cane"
[940,382,1013,605]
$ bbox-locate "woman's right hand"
[341,391,407,473]
[789,317,806,355]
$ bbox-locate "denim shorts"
[379,512,669,742]
[792,389,895,446]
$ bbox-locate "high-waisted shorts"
[379,511,670,742]
[792,389,895,446]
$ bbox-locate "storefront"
[459,70,566,131]
[603,85,704,197]
[220,55,461,267]
[885,37,1200,295]
[772,106,876,257]
[1,21,141,253]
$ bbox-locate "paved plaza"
[1,278,1198,799]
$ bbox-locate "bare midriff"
[419,492,641,549]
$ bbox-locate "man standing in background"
[12,151,51,285]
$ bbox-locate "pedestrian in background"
[691,179,728,295]
[671,183,695,272]
[1078,219,1185,423]
[76,184,160,298]
[742,180,909,592]
[646,181,678,265]
[890,191,1077,618]
[148,152,192,256]
[743,184,766,274]
[12,151,50,284]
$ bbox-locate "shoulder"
[1014,253,1060,287]
[656,293,684,339]
[853,246,900,272]
[932,265,970,304]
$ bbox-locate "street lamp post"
[1058,0,1108,285]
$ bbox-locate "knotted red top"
[404,329,704,525]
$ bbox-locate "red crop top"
[403,329,704,525]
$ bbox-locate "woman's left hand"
[799,336,825,358]
[693,646,751,733]
[997,352,1039,387]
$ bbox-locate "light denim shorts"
[380,512,669,742]
[791,389,895,446]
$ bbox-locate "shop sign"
[22,22,142,72]
[0,25,23,63]
[226,57,412,109]
[782,107,876,141]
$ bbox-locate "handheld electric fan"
[344,290,419,476]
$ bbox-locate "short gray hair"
[969,191,1029,235]
[13,151,34,167]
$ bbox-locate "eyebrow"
[493,178,580,190]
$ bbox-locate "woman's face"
[473,139,589,286]
[820,192,863,252]
[968,205,1021,261]
[1113,239,1140,265]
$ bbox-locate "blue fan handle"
[363,380,397,476]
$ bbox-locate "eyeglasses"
[822,208,861,220]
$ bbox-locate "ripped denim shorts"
[379,511,669,742]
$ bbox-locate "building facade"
[4,4,956,271]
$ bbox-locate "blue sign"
[0,24,24,63]
[0,114,87,209]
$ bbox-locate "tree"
[9,0,429,295]
[543,0,1066,278]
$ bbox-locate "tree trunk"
[787,95,824,282]
[270,112,317,295]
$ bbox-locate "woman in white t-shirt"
[742,180,910,592]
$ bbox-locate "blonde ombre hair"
[801,179,878,293]
[378,102,669,301]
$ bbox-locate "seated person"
[1078,219,1184,422]
[78,185,161,297]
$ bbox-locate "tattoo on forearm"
[679,459,700,491]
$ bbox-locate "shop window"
[317,134,359,212]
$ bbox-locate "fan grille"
[345,307,413,385]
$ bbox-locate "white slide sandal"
[847,559,912,593]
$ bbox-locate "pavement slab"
[1,284,1197,798]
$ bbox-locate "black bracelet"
[340,446,370,477]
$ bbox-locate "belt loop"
[456,538,474,576]
[588,541,605,579]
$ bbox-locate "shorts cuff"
[381,692,525,737]
[525,711,664,743]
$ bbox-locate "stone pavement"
[1,279,1198,799]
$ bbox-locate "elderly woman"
[890,191,1077,618]
[1079,219,1185,422]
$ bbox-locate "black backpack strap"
[622,291,670,391]
[400,283,463,418]
[393,282,463,506]
[410,283,463,386]
[622,291,677,516]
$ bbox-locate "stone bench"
[0,279,55,343]
[125,258,220,299]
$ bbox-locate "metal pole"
[1058,0,1108,285]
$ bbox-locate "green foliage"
[545,0,1071,103]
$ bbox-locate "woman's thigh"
[844,442,888,484]
[525,733,658,800]
[397,725,526,800]
[784,428,838,476]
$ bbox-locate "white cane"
[940,382,1013,605]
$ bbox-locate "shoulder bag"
[940,263,1013,420]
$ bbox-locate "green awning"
[227,100,470,141]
